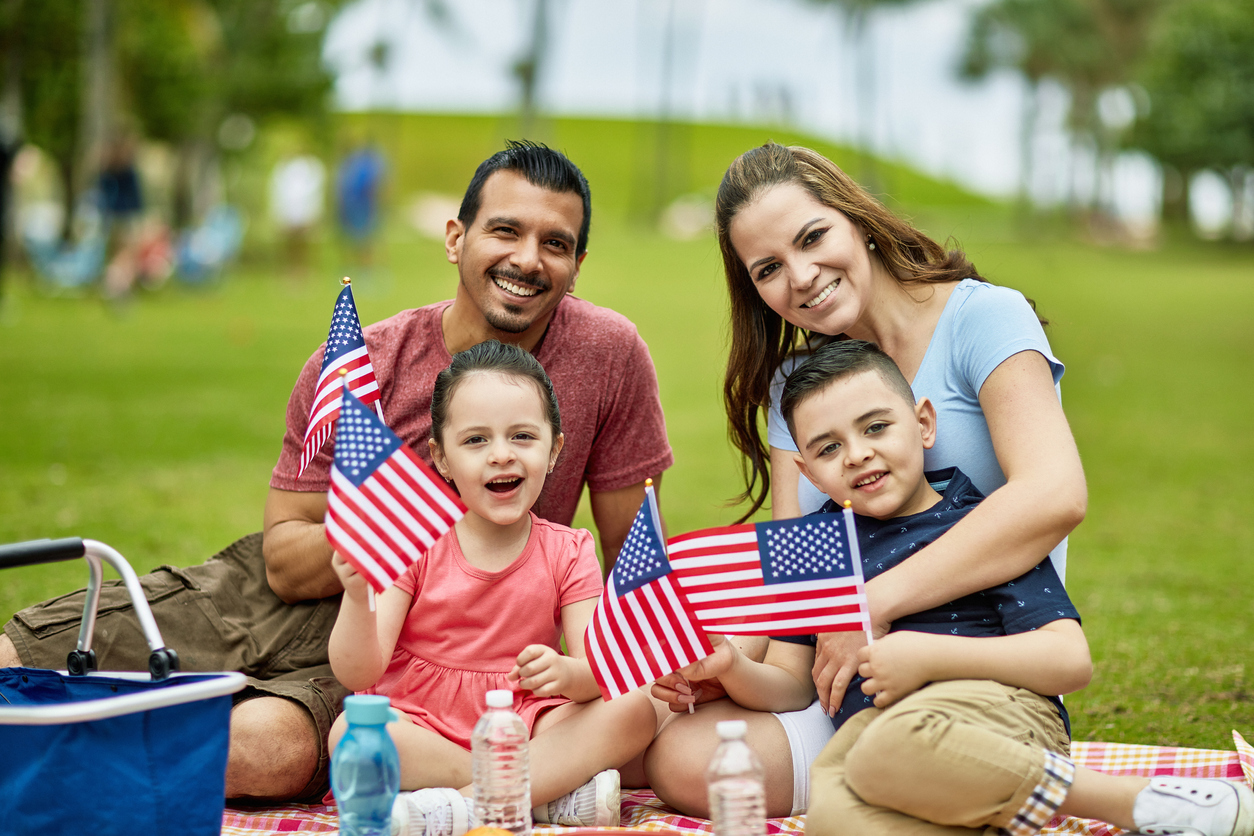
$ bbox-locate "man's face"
[446,170,586,335]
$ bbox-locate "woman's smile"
[802,278,840,309]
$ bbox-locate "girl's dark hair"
[430,340,561,445]
[716,143,1039,522]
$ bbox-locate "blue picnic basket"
[0,537,245,836]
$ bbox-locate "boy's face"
[792,369,939,520]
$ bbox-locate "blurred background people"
[269,152,326,278]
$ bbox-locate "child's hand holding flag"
[323,381,465,602]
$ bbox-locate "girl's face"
[729,182,877,337]
[429,371,563,528]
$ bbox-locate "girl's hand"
[331,552,371,602]
[510,645,577,698]
[651,635,735,713]
[857,632,937,708]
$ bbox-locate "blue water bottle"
[332,695,402,836]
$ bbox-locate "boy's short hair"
[780,340,917,444]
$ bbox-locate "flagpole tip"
[843,500,852,509]
[341,276,352,286]
[339,368,349,377]
[645,477,653,488]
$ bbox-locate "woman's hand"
[511,645,581,698]
[330,552,371,602]
[856,632,937,708]
[812,631,868,714]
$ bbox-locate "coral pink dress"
[365,514,603,750]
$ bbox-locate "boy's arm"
[654,635,816,714]
[857,619,1091,707]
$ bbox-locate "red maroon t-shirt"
[270,295,674,526]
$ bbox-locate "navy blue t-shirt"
[777,468,1080,733]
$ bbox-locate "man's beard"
[479,268,553,333]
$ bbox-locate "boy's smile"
[792,369,941,520]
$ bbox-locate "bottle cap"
[343,694,393,725]
[716,720,748,739]
[486,689,514,709]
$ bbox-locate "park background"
[0,0,1251,753]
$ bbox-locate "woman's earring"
[867,236,876,251]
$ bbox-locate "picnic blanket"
[221,731,1254,836]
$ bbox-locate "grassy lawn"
[2,114,1251,750]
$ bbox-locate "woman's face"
[729,181,875,336]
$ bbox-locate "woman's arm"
[872,350,1086,622]
[769,447,804,520]
[856,619,1092,707]
[812,350,1087,711]
[327,553,412,691]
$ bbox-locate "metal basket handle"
[0,538,180,680]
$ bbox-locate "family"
[3,142,1250,836]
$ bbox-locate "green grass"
[2,113,1252,751]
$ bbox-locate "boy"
[661,340,1252,836]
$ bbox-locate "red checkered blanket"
[222,731,1254,835]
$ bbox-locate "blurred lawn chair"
[176,205,244,285]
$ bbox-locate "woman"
[644,143,1086,818]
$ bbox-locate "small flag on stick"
[324,382,465,593]
[585,481,713,701]
[666,508,872,639]
[298,279,382,478]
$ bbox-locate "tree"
[961,0,1164,218]
[804,0,926,185]
[0,0,343,248]
[1131,0,1254,233]
[960,0,1100,205]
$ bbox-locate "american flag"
[585,485,714,701]
[297,283,383,478]
[324,385,465,593]
[666,508,871,637]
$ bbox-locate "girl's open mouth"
[485,477,523,493]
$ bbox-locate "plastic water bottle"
[332,694,402,836]
[471,689,532,836]
[707,720,766,836]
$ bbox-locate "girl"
[329,340,656,836]
[645,143,1087,818]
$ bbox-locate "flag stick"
[842,501,873,646]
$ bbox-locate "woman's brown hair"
[717,143,1021,522]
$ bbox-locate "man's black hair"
[780,340,917,444]
[458,140,592,256]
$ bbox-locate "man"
[2,141,673,802]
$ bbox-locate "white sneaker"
[391,787,477,836]
[1132,776,1254,836]
[531,769,621,827]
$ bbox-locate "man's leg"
[228,697,323,800]
[0,633,19,667]
[226,668,350,802]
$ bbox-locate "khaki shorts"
[3,532,349,802]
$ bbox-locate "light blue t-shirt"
[767,278,1068,579]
